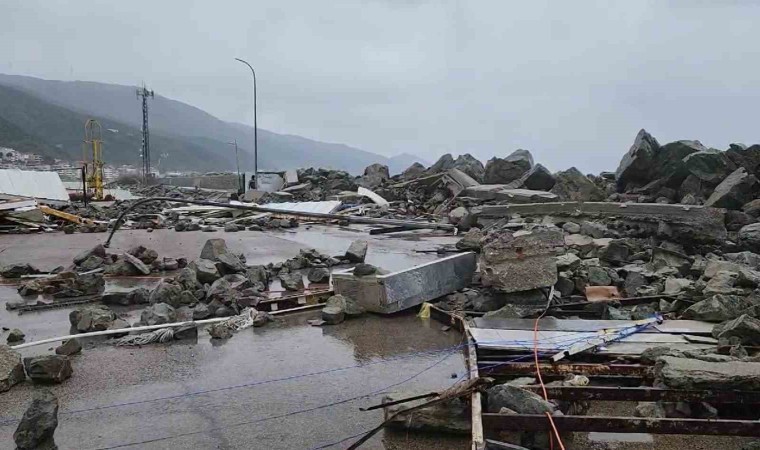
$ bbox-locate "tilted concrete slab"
[475,202,727,244]
[461,185,558,203]
[332,252,477,314]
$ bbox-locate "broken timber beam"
[482,414,760,436]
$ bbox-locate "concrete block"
[332,252,477,314]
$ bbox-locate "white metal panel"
[0,169,69,201]
[260,200,342,214]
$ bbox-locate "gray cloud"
[2,0,759,172]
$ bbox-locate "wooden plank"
[464,324,485,450]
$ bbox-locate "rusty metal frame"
[482,414,760,436]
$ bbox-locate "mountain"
[0,74,418,174]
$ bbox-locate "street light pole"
[234,57,257,190]
[228,139,241,193]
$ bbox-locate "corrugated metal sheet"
[0,169,69,201]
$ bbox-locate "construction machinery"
[83,119,105,200]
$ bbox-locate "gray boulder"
[739,223,760,253]
[382,391,470,434]
[14,389,59,450]
[216,253,246,274]
[427,153,455,174]
[73,244,106,265]
[683,150,736,185]
[712,314,760,346]
[140,303,177,326]
[705,168,759,210]
[69,305,116,332]
[24,355,73,383]
[550,167,605,201]
[486,384,556,414]
[55,339,82,356]
[519,163,556,191]
[453,154,485,182]
[360,163,390,188]
[307,267,330,284]
[615,129,662,190]
[656,355,760,390]
[484,149,534,184]
[79,255,105,271]
[7,328,25,343]
[148,281,184,308]
[0,263,41,279]
[0,345,24,392]
[200,238,229,260]
[345,240,368,263]
[681,294,754,322]
[193,303,211,319]
[191,259,221,284]
[321,294,364,325]
[401,162,426,180]
[123,252,151,275]
[279,272,304,291]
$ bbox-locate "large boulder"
[713,314,760,346]
[73,244,106,265]
[615,129,662,190]
[727,143,760,176]
[140,303,177,326]
[550,167,605,201]
[517,163,556,191]
[486,384,556,414]
[705,168,759,210]
[401,162,426,180]
[681,294,754,322]
[191,259,221,284]
[148,281,185,308]
[122,252,151,275]
[279,272,304,291]
[382,391,470,434]
[69,305,117,332]
[0,345,24,392]
[484,149,534,184]
[14,389,59,450]
[739,223,760,253]
[321,294,365,324]
[216,253,246,274]
[427,153,456,174]
[683,150,736,185]
[453,154,485,182]
[200,238,229,261]
[360,163,390,188]
[24,355,73,383]
[0,263,41,279]
[345,240,368,263]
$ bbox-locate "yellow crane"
[83,119,105,200]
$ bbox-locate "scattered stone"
[587,266,612,286]
[551,167,605,201]
[0,345,24,392]
[486,384,556,414]
[7,328,25,343]
[224,223,241,232]
[345,240,368,263]
[635,401,666,418]
[580,221,607,239]
[55,339,82,356]
[279,272,304,291]
[73,244,106,265]
[148,281,184,308]
[484,149,534,184]
[24,355,73,384]
[713,314,760,346]
[739,223,760,253]
[191,259,221,284]
[382,391,470,434]
[200,238,229,260]
[14,389,59,450]
[140,303,177,326]
[0,263,41,279]
[353,263,377,276]
[216,253,246,274]
[682,294,753,322]
[307,267,330,283]
[705,168,759,210]
[455,229,483,251]
[208,323,233,339]
[123,252,151,275]
[69,305,117,332]
[192,303,211,320]
[562,222,581,234]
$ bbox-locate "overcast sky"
[2,0,760,173]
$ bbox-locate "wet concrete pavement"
[1,227,468,449]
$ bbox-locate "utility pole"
[235,58,258,189]
[136,85,154,182]
[228,139,241,194]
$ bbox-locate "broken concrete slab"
[476,201,727,244]
[333,252,477,314]
[460,185,558,203]
[345,240,368,263]
[480,229,564,293]
[656,355,760,390]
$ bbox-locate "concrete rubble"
[6,128,760,448]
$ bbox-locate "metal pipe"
[228,139,241,194]
[103,197,455,247]
[235,58,257,190]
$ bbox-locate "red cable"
[534,313,566,450]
